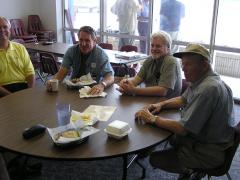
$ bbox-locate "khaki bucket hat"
[173,43,210,61]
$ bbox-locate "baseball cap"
[173,43,210,61]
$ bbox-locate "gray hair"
[0,16,11,28]
[151,31,172,49]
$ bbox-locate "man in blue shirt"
[160,0,185,53]
[49,26,114,95]
[137,0,149,53]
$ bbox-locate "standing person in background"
[111,0,141,49]
[0,16,35,97]
[137,0,149,53]
[160,0,185,53]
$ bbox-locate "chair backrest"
[28,15,43,32]
[204,122,240,177]
[120,45,138,52]
[11,38,25,44]
[112,64,136,77]
[10,19,27,37]
[39,52,59,76]
[99,43,113,50]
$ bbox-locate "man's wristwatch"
[150,115,158,123]
[101,81,107,88]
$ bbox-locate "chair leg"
[126,154,146,179]
[136,158,146,179]
[36,70,45,83]
[226,172,232,180]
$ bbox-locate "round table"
[0,84,180,179]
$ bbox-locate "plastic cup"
[56,103,70,126]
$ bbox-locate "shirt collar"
[8,41,14,50]
[0,41,12,51]
[190,69,216,89]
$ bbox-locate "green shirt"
[137,55,182,98]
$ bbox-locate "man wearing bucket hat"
[135,43,237,179]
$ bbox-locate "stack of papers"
[115,51,141,60]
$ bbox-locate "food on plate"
[71,78,80,83]
[60,130,80,138]
[61,130,80,138]
[80,114,91,122]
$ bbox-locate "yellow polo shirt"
[0,41,35,85]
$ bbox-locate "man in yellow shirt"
[0,17,35,97]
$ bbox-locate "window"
[215,0,240,47]
[63,0,240,100]
[64,0,100,43]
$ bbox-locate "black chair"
[120,45,138,52]
[39,52,59,83]
[193,122,240,180]
[11,39,44,83]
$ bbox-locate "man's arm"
[131,85,168,96]
[146,96,184,115]
[101,73,114,88]
[158,96,185,109]
[53,66,68,82]
[135,96,187,135]
[88,73,114,95]
[25,74,35,88]
[154,116,187,135]
[118,75,169,96]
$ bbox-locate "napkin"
[79,86,107,98]
[70,110,98,126]
[83,105,116,121]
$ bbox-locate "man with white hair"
[0,16,35,97]
[118,31,182,98]
[135,43,237,179]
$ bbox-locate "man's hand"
[88,83,104,95]
[146,103,163,115]
[46,80,52,92]
[135,109,156,124]
[117,79,136,95]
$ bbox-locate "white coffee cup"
[48,79,59,92]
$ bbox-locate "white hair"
[0,16,11,28]
[151,31,172,49]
